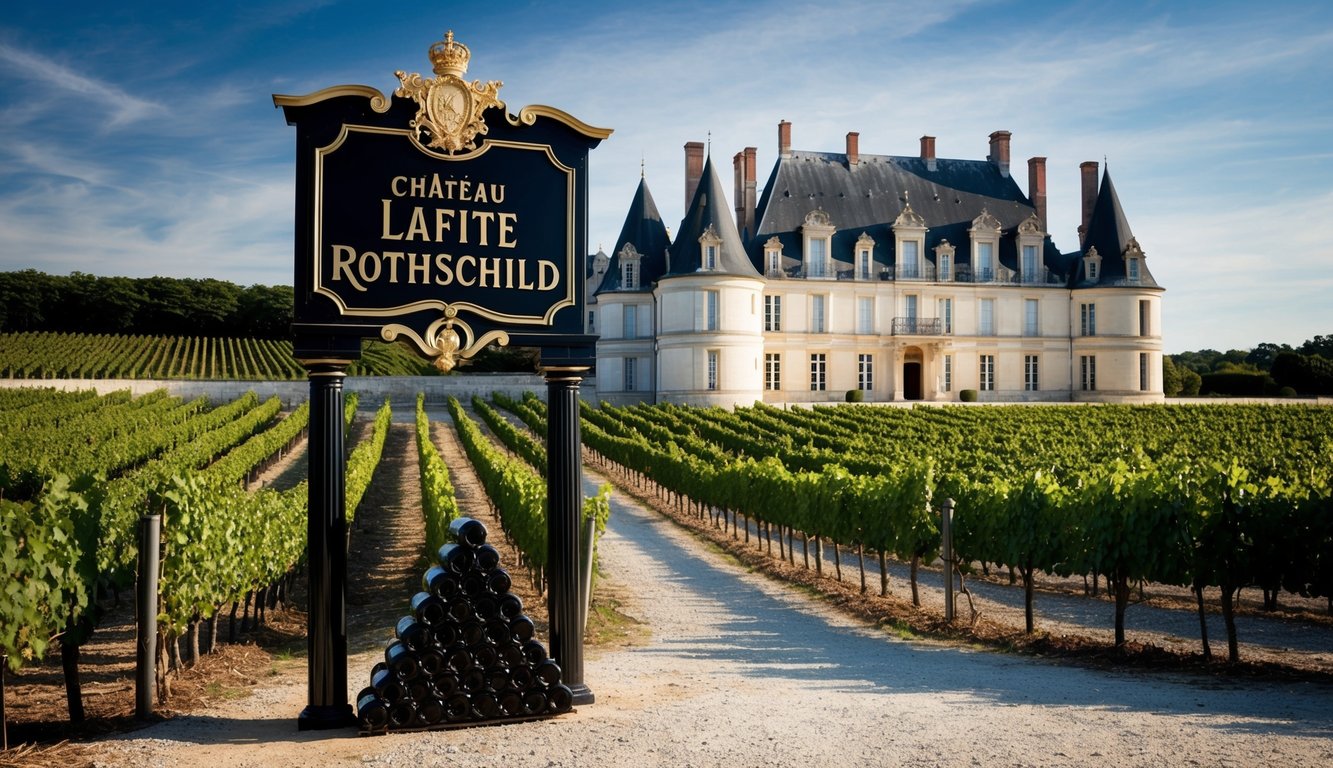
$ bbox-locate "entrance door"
[903,362,922,400]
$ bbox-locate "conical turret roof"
[665,157,761,278]
[596,176,669,294]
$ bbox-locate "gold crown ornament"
[429,30,470,77]
[395,30,503,153]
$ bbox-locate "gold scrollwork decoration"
[394,30,503,154]
[381,309,510,373]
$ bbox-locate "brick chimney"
[988,131,1011,177]
[920,135,936,172]
[733,147,757,238]
[1027,156,1047,232]
[733,150,745,232]
[778,120,792,158]
[846,132,860,167]
[1079,161,1099,245]
[684,141,705,211]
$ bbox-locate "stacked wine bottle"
[357,516,575,733]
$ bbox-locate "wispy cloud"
[0,40,166,129]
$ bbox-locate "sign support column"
[544,367,593,705]
[299,361,354,730]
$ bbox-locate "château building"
[591,122,1164,406]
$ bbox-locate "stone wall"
[0,374,599,408]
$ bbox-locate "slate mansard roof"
[750,151,1067,277]
[595,176,670,294]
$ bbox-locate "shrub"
[1278,386,1297,398]
[959,389,978,402]
[845,389,864,403]
[1199,371,1277,397]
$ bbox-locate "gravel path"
[84,461,1333,767]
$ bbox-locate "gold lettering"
[391,177,408,197]
[434,208,454,243]
[504,257,514,289]
[459,179,471,200]
[434,253,454,285]
[381,199,403,240]
[472,183,488,204]
[410,176,425,197]
[358,250,382,284]
[455,254,476,286]
[407,253,430,284]
[538,260,559,291]
[330,245,367,291]
[428,174,443,199]
[458,207,469,244]
[383,251,405,283]
[405,206,430,241]
[445,179,458,198]
[517,259,534,290]
[498,213,517,248]
[490,184,505,204]
[478,257,500,287]
[471,211,496,246]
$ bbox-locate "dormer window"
[1017,214,1045,284]
[854,232,875,280]
[893,201,927,280]
[618,243,642,289]
[698,225,722,271]
[1123,237,1145,284]
[801,209,835,279]
[1083,246,1103,283]
[764,236,784,278]
[969,209,1002,283]
[934,239,955,282]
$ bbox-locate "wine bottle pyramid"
[357,517,574,733]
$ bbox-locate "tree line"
[1165,336,1333,397]
[0,270,292,339]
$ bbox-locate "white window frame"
[939,297,953,334]
[858,354,873,392]
[623,307,637,339]
[764,353,781,391]
[810,353,827,391]
[1024,354,1039,391]
[622,259,639,290]
[764,294,782,332]
[1081,355,1097,391]
[856,296,874,335]
[811,294,827,334]
[1140,352,1150,392]
[979,298,995,336]
[979,354,995,392]
[624,357,636,391]
[942,354,953,392]
[1024,298,1039,337]
[705,290,719,331]
[1080,303,1096,336]
[707,350,719,391]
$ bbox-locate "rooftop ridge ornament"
[395,30,503,153]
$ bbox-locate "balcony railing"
[770,262,1066,285]
[891,317,944,336]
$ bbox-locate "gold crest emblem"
[395,31,503,153]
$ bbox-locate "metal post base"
[298,703,356,731]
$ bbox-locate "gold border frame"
[311,124,577,326]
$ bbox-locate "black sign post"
[276,31,609,729]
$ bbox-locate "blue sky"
[1,0,1330,353]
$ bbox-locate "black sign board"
[276,32,610,369]
[275,32,610,731]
